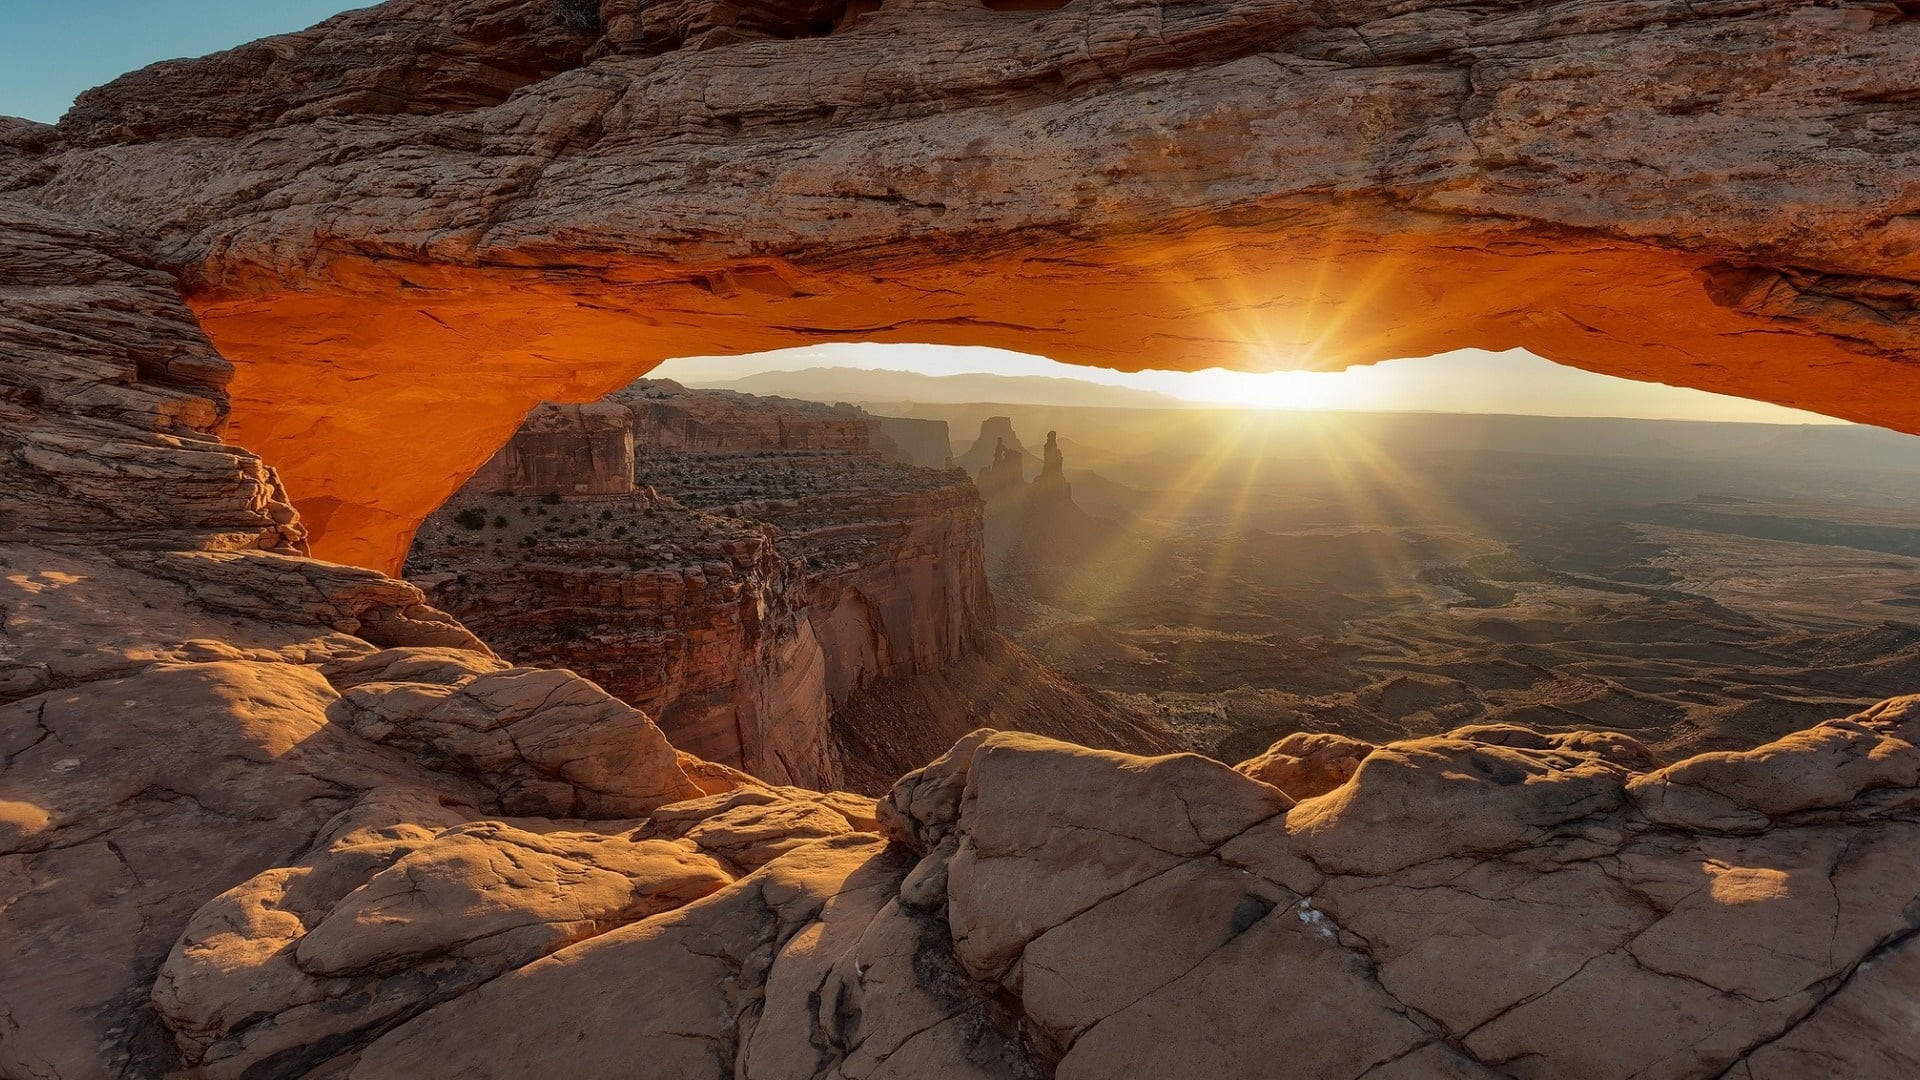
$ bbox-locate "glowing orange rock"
[8,0,1914,571]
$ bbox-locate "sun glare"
[654,343,1850,426]
[1164,369,1359,411]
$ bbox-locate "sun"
[1157,367,1354,411]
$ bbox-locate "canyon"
[958,406,1920,774]
[2,1,1920,1078]
[407,381,1169,790]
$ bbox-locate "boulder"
[1234,731,1375,799]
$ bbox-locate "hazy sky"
[654,346,1850,425]
[2,4,1849,426]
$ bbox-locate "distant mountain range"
[684,366,1920,477]
[694,367,1191,410]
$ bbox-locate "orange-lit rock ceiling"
[9,0,1915,573]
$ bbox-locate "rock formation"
[955,417,1033,478]
[409,486,841,787]
[468,402,636,498]
[1234,730,1377,800]
[407,384,1172,791]
[3,190,1920,1079]
[7,0,1920,571]
[1032,429,1070,499]
[868,415,952,469]
[972,420,1104,604]
[619,378,946,466]
[5,2,1920,1076]
[618,379,874,453]
[975,437,1029,502]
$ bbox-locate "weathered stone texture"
[2,3,1920,1076]
[7,0,1917,569]
[469,402,637,497]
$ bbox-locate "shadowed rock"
[9,0,1918,568]
[2,4,1920,1076]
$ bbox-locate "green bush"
[454,508,488,531]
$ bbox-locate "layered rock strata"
[406,387,1172,792]
[619,378,946,466]
[13,0,1918,568]
[405,386,999,788]
[469,402,636,498]
[1,195,1917,1075]
[408,487,840,786]
[617,379,876,454]
[3,2,1920,1075]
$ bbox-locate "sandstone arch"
[4,0,1916,571]
[8,5,1920,1076]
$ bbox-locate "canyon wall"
[869,415,952,469]
[468,402,636,497]
[747,481,997,707]
[407,385,1179,793]
[617,379,873,453]
[407,495,839,786]
[407,386,1004,789]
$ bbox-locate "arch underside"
[201,210,1920,572]
[11,0,1912,571]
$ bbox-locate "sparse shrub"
[549,0,601,34]
[540,492,563,505]
[454,508,488,531]
[492,515,509,529]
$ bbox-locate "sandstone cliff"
[3,191,1920,1080]
[617,379,875,453]
[408,386,1172,792]
[408,489,840,787]
[868,414,952,469]
[469,401,636,497]
[4,2,1920,1076]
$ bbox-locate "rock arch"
[7,5,1920,1075]
[8,0,1916,576]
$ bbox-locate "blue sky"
[0,2,360,123]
